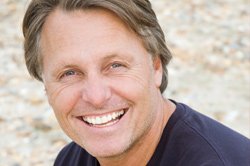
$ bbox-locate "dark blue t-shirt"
[54,101,250,166]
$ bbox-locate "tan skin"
[41,8,175,166]
[99,100,175,166]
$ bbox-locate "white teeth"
[108,114,112,121]
[96,117,101,124]
[82,110,125,125]
[112,112,116,120]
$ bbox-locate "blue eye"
[111,63,122,68]
[61,70,76,78]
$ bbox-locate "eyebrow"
[49,52,133,78]
[102,54,118,61]
[51,63,79,77]
[102,53,133,63]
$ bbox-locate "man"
[22,0,249,166]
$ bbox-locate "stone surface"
[0,0,249,165]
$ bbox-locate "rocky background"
[0,0,249,165]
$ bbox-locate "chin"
[81,138,133,159]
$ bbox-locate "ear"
[153,56,163,88]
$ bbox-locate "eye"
[111,63,123,69]
[60,70,77,79]
[103,61,128,74]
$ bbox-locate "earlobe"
[153,56,163,88]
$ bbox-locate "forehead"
[41,8,143,53]
[42,8,135,41]
[40,8,149,70]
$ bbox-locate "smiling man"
[22,0,249,166]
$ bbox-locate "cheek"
[113,76,157,133]
[47,84,81,116]
[110,73,153,104]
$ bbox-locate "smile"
[82,109,127,127]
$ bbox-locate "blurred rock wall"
[0,0,249,165]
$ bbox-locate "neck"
[98,98,175,166]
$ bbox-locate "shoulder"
[54,142,98,166]
[149,101,250,166]
[172,102,250,166]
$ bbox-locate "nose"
[81,75,111,108]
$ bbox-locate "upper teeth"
[82,110,125,125]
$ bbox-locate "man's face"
[41,8,163,158]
